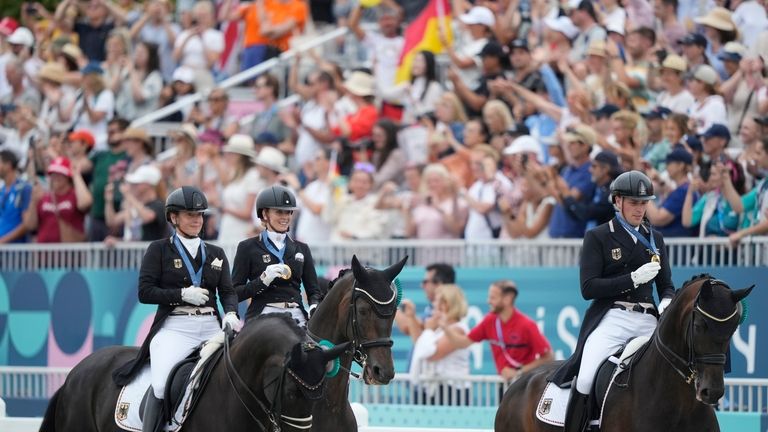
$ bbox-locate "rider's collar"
[176,232,201,258]
[266,230,287,249]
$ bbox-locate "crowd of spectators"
[1,0,768,247]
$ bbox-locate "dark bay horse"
[307,255,407,431]
[496,274,753,432]
[40,314,347,432]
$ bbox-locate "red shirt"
[36,188,86,243]
[331,105,378,142]
[468,309,552,374]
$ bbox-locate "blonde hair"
[435,284,468,322]
[420,163,456,195]
[482,100,514,132]
[610,110,641,130]
[440,92,468,123]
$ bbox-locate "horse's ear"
[382,255,408,283]
[700,278,713,300]
[732,285,754,303]
[351,255,367,283]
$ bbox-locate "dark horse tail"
[38,388,61,432]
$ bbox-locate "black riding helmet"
[165,186,209,222]
[256,184,298,219]
[610,170,655,202]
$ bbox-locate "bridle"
[346,281,398,373]
[308,278,398,379]
[223,331,322,431]
[653,280,741,385]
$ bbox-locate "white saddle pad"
[535,382,570,427]
[114,365,197,432]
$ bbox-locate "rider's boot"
[143,392,164,432]
[564,383,590,432]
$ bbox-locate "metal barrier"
[1,367,765,413]
[1,237,767,271]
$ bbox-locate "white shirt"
[657,89,696,114]
[733,0,768,48]
[175,28,224,70]
[688,95,727,134]
[74,90,115,152]
[218,169,260,243]
[295,179,332,244]
[362,32,405,100]
[455,35,487,89]
[409,322,471,395]
[295,100,326,168]
[464,180,502,240]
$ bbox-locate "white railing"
[1,237,767,271]
[130,26,349,129]
[1,367,765,413]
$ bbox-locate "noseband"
[223,333,322,431]
[653,280,740,385]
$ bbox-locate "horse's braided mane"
[681,273,713,289]
[327,268,352,293]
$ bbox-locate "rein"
[222,331,315,431]
[652,285,738,385]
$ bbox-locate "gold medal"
[651,254,661,264]
[281,264,292,279]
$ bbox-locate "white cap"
[544,16,579,40]
[459,6,495,27]
[125,165,162,186]
[693,64,719,86]
[7,27,33,47]
[254,146,287,173]
[172,66,195,84]
[503,135,544,162]
[606,20,625,36]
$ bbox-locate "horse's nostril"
[373,365,382,379]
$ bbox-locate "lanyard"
[615,212,658,256]
[261,230,286,264]
[492,317,523,369]
[172,234,206,286]
[715,196,736,235]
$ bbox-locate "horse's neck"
[637,327,700,413]
[325,354,354,410]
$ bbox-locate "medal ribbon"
[261,230,286,264]
[172,234,207,286]
[615,212,658,257]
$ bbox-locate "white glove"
[630,262,661,288]
[222,312,241,332]
[260,264,289,286]
[658,297,672,315]
[181,287,209,306]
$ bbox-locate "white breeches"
[261,306,307,327]
[575,309,657,395]
[149,316,220,398]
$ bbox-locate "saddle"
[536,336,650,430]
[115,341,225,431]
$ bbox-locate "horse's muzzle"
[695,380,723,406]
[364,363,395,385]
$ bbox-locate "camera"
[699,161,712,183]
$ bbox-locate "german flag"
[395,0,452,83]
